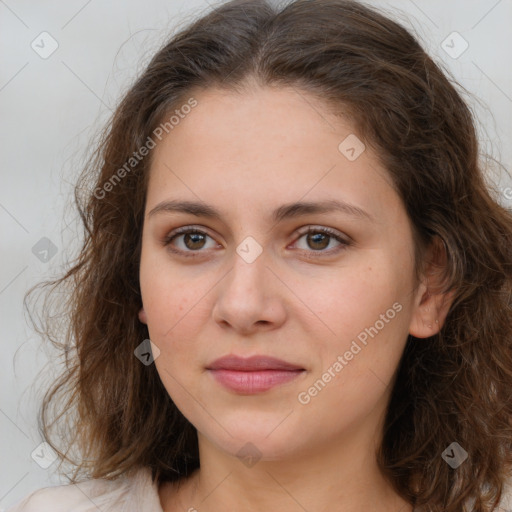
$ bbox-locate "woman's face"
[139,85,429,462]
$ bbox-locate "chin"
[205,424,305,463]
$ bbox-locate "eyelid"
[163,224,214,241]
[294,225,351,243]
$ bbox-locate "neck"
[160,410,413,512]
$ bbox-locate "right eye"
[163,227,221,257]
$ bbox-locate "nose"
[211,246,287,336]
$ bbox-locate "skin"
[138,85,454,512]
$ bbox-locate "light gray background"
[1,0,511,509]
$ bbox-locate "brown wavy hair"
[26,0,512,510]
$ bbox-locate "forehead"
[146,86,397,223]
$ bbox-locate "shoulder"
[499,472,512,510]
[5,467,163,512]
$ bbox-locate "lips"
[207,355,304,371]
[206,355,305,393]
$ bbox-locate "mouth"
[206,355,306,394]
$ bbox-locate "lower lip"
[208,369,304,393]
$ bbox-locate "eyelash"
[162,225,351,259]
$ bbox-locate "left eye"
[293,227,348,253]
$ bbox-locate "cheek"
[140,248,202,336]
[294,285,408,435]
[292,258,410,388]
[291,258,404,339]
[139,256,217,382]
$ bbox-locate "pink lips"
[206,355,305,394]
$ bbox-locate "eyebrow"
[148,198,374,223]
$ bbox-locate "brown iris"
[183,232,207,250]
[306,232,330,250]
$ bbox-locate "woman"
[9,0,512,511]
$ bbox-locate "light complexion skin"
[138,85,454,512]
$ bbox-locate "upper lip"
[207,355,304,371]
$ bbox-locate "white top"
[6,466,512,512]
[6,467,163,512]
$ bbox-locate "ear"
[138,307,148,324]
[409,236,456,338]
